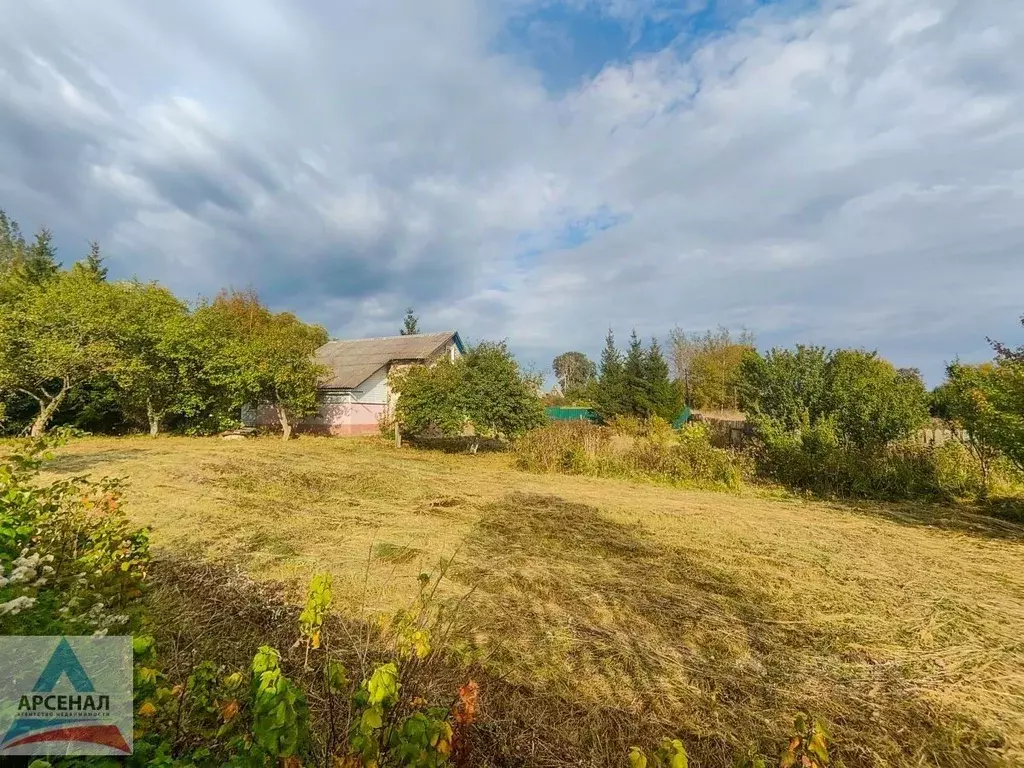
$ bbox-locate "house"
[242,331,465,436]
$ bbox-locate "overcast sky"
[1,0,1021,386]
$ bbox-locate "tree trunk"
[147,398,161,437]
[28,381,69,437]
[277,406,292,441]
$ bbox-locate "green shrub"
[749,422,994,501]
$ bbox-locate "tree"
[20,228,61,285]
[823,349,928,450]
[108,282,192,436]
[195,290,329,440]
[0,269,120,435]
[552,351,596,398]
[621,329,650,417]
[989,314,1024,364]
[400,308,419,336]
[0,209,27,307]
[253,313,331,440]
[392,341,544,448]
[738,345,830,433]
[670,326,755,410]
[0,214,60,303]
[739,345,927,450]
[391,358,468,438]
[644,337,682,420]
[462,342,545,444]
[78,241,108,281]
[939,363,1007,493]
[940,318,1024,476]
[0,209,26,276]
[594,329,624,418]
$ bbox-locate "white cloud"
[0,0,1021,384]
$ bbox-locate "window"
[319,390,350,405]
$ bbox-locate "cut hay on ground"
[44,436,1024,767]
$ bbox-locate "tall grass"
[514,419,745,489]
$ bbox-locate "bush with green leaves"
[392,341,545,448]
[739,346,928,450]
[738,346,937,498]
[942,358,1024,480]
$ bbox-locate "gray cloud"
[0,0,1022,385]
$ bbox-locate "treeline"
[550,330,684,420]
[550,326,756,417]
[0,208,328,438]
[548,317,1024,501]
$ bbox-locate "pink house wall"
[249,402,386,436]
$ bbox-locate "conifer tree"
[595,329,624,418]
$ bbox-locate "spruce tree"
[21,228,61,284]
[400,307,419,335]
[622,329,649,416]
[644,337,680,420]
[83,241,108,280]
[596,329,624,417]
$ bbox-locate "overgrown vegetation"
[515,418,744,488]
[734,335,1024,503]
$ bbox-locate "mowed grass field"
[44,436,1024,767]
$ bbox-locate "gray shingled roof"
[315,331,461,389]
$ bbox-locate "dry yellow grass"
[43,435,1024,767]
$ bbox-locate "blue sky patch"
[514,206,631,266]
[494,0,807,93]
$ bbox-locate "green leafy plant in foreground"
[630,712,830,768]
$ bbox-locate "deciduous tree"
[739,345,928,449]
[939,362,1008,493]
[392,341,544,448]
[193,290,329,439]
[552,351,596,398]
[942,318,1024,475]
[463,341,545,444]
[670,326,755,410]
[0,270,120,435]
[109,281,192,436]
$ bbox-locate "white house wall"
[352,365,389,404]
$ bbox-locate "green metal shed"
[545,406,601,423]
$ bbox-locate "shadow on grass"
[146,500,1006,768]
[43,446,151,474]
[405,435,508,454]
[456,492,1006,768]
[824,496,1024,543]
